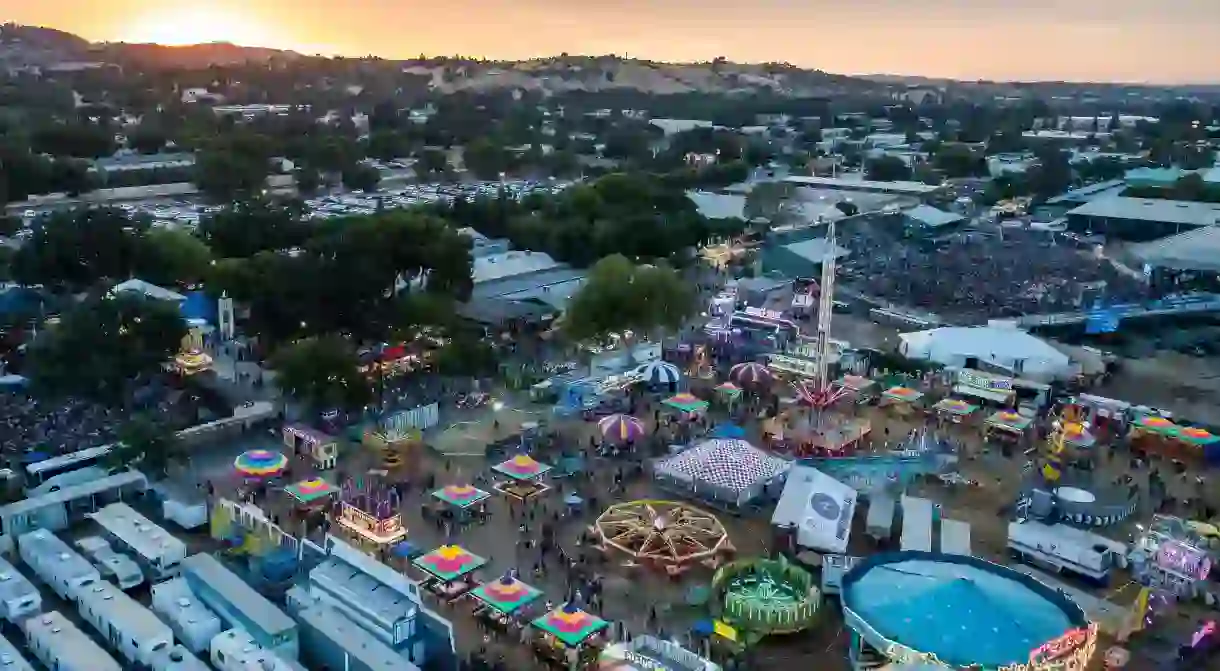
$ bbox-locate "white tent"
[898,325,1073,380]
[653,439,790,507]
[771,465,857,554]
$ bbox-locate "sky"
[7,0,1220,83]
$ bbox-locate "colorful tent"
[635,360,681,386]
[882,386,924,403]
[597,414,646,443]
[284,478,337,504]
[432,484,492,508]
[492,454,553,481]
[933,398,979,416]
[470,573,543,614]
[729,362,772,387]
[412,545,487,582]
[837,375,876,392]
[1134,415,1177,436]
[663,392,710,414]
[532,603,610,647]
[653,438,791,507]
[1174,426,1220,446]
[986,411,1032,432]
[234,450,288,477]
[715,381,743,398]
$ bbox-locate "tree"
[463,138,510,180]
[835,201,860,217]
[865,156,912,182]
[0,215,19,237]
[743,181,796,228]
[136,228,214,287]
[270,335,371,413]
[341,163,381,192]
[562,255,696,344]
[197,199,310,259]
[194,143,270,202]
[27,293,187,404]
[107,414,183,476]
[414,149,449,180]
[295,167,322,195]
[11,207,145,291]
[933,144,987,178]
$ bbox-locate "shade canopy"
[532,603,610,647]
[234,450,288,477]
[432,484,492,508]
[470,573,543,614]
[986,410,1032,432]
[492,454,553,481]
[882,386,924,403]
[729,361,772,387]
[634,360,681,386]
[412,545,487,581]
[663,392,710,414]
[933,398,979,416]
[284,478,337,504]
[715,381,743,398]
[597,414,646,443]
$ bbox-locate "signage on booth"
[957,370,1013,392]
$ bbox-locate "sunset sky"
[9,0,1220,83]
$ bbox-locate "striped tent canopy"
[634,360,682,386]
[729,361,773,387]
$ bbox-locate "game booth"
[492,454,554,499]
[283,424,339,470]
[531,603,611,670]
[984,411,1033,445]
[931,398,979,425]
[598,635,721,671]
[411,544,487,602]
[840,552,1097,671]
[592,500,735,576]
[431,484,492,522]
[1130,416,1220,464]
[880,386,925,416]
[468,572,544,637]
[335,479,406,555]
[283,477,338,525]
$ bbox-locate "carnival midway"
[6,219,1220,671]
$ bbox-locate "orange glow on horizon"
[119,8,282,48]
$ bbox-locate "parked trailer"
[17,528,100,601]
[899,496,934,552]
[89,502,187,580]
[21,610,122,671]
[76,580,174,667]
[297,604,421,671]
[1007,520,1127,584]
[182,553,298,660]
[0,631,35,671]
[0,555,41,623]
[150,644,211,671]
[939,519,973,556]
[210,629,299,671]
[865,495,896,542]
[75,536,144,590]
[151,577,223,654]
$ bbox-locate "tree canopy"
[562,254,696,343]
[270,335,371,413]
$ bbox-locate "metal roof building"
[1131,226,1220,273]
[784,175,943,196]
[1066,196,1220,241]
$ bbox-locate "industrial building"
[783,175,945,197]
[1065,196,1220,241]
[761,227,850,278]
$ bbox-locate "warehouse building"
[1065,196,1220,241]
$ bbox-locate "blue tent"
[181,291,217,323]
[711,423,746,439]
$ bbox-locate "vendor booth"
[284,424,339,470]
[880,386,924,416]
[492,454,554,499]
[932,398,979,424]
[952,369,1018,407]
[1129,416,1220,462]
[598,635,722,671]
[531,603,610,670]
[985,411,1033,444]
[837,375,878,404]
[412,544,487,601]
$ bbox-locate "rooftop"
[310,558,419,627]
[687,191,747,220]
[842,552,1086,668]
[1066,196,1220,227]
[1131,226,1220,272]
[903,204,964,228]
[783,175,941,195]
[1046,179,1126,205]
[112,278,187,302]
[471,267,586,301]
[93,152,195,170]
[783,237,851,263]
[472,250,564,284]
[89,503,186,563]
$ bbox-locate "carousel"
[593,500,734,575]
[712,556,822,640]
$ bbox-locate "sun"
[121,9,277,47]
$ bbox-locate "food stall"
[984,410,1033,444]
[879,386,924,416]
[531,603,610,670]
[283,424,339,470]
[468,573,543,636]
[335,498,406,555]
[411,544,487,601]
[932,398,979,424]
[431,484,492,521]
[492,455,554,499]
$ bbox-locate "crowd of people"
[0,392,122,462]
[838,225,1147,322]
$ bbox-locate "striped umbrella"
[598,414,646,443]
[729,361,772,388]
[635,360,681,386]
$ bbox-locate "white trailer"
[152,577,223,654]
[939,519,972,556]
[1007,520,1127,584]
[150,644,211,671]
[89,502,187,580]
[0,555,41,623]
[75,536,144,590]
[210,629,298,671]
[76,580,174,667]
[0,631,35,671]
[18,528,100,601]
[21,610,122,671]
[899,496,934,552]
[865,495,896,541]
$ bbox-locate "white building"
[898,325,1075,380]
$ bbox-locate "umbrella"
[597,414,646,443]
[635,360,681,386]
[234,450,288,477]
[729,361,772,387]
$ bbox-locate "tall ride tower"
[814,218,838,392]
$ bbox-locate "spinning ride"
[593,500,733,567]
[712,557,821,638]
